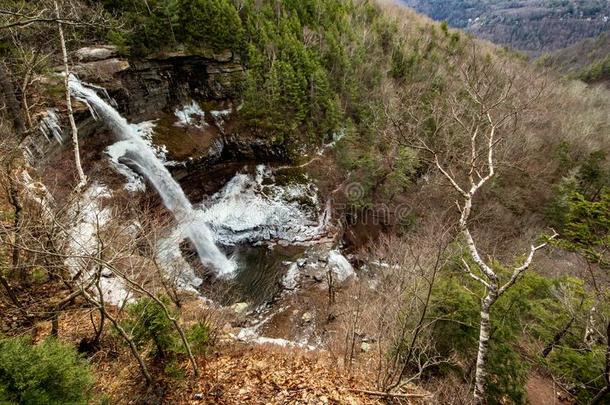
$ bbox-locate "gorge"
[1,1,610,404]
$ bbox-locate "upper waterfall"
[68,75,235,277]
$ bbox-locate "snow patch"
[234,315,314,350]
[282,262,299,290]
[328,250,356,282]
[198,165,329,246]
[64,184,132,306]
[210,108,232,129]
[156,226,205,291]
[21,171,55,219]
[174,101,206,127]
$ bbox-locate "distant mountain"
[399,0,610,54]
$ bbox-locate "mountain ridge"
[399,0,610,53]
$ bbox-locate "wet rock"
[75,45,118,62]
[114,56,244,117]
[230,302,249,314]
[211,49,233,63]
[152,47,236,64]
[219,135,289,163]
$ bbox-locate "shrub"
[546,346,606,403]
[121,296,175,359]
[186,322,212,355]
[120,297,213,361]
[0,336,93,405]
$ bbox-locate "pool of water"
[199,244,306,306]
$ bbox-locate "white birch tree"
[54,0,86,190]
[401,53,556,402]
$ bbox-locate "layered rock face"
[71,46,245,118]
[114,53,244,118]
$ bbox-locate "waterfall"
[68,75,235,277]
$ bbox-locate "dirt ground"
[526,373,574,405]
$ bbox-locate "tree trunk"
[585,306,597,348]
[90,274,105,347]
[51,314,59,337]
[55,1,86,190]
[474,294,496,404]
[7,167,23,282]
[0,271,21,308]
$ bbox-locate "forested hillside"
[399,0,610,54]
[540,32,610,86]
[0,1,609,404]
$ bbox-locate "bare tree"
[541,286,585,358]
[434,122,555,402]
[54,0,86,190]
[335,217,453,395]
[399,49,556,402]
[0,62,25,307]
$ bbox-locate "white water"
[68,76,235,276]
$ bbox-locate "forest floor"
[25,299,431,404]
[525,373,573,405]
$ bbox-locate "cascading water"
[68,75,235,276]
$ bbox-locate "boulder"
[328,250,356,283]
[301,312,314,323]
[75,45,118,62]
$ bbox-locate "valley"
[399,0,610,54]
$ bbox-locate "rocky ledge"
[68,45,245,118]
